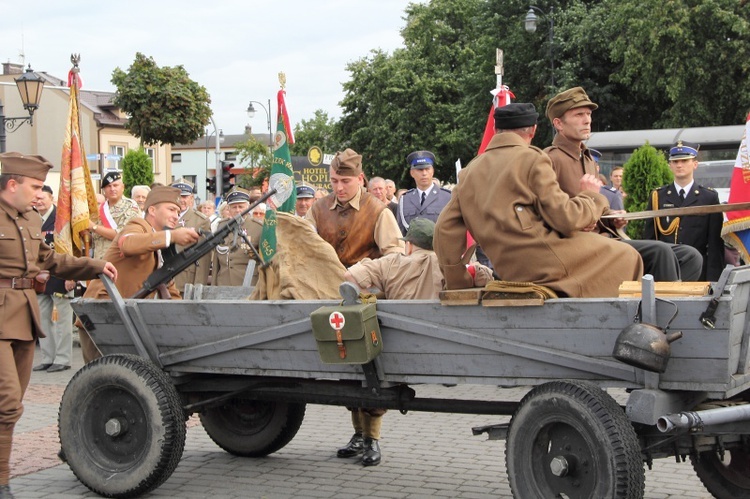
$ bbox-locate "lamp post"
[205,126,224,183]
[246,99,273,148]
[0,65,45,153]
[208,116,224,202]
[524,5,555,89]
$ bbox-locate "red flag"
[721,113,750,261]
[55,67,98,257]
[277,89,295,145]
[477,86,514,154]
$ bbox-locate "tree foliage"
[121,148,154,197]
[111,52,212,146]
[290,109,342,157]
[622,143,673,238]
[234,136,272,189]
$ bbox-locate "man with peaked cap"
[644,141,724,280]
[544,87,702,282]
[295,183,316,217]
[78,186,200,363]
[306,148,403,467]
[170,179,211,294]
[211,188,263,286]
[397,150,452,235]
[89,170,140,260]
[0,152,117,499]
[434,103,643,297]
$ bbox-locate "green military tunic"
[211,216,263,286]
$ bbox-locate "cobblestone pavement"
[9,346,714,498]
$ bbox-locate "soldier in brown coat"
[0,152,118,499]
[434,103,643,297]
[79,186,200,363]
[170,180,211,294]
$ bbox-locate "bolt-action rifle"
[131,189,276,299]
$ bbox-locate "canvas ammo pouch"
[310,302,383,364]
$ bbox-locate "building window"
[171,153,182,163]
[144,147,157,173]
[108,145,126,170]
[225,151,238,161]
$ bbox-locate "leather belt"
[0,278,36,289]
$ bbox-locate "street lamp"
[0,65,46,153]
[246,99,273,148]
[524,5,555,89]
[205,126,224,179]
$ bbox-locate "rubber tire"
[506,380,644,499]
[200,398,306,457]
[58,354,186,499]
[691,449,750,499]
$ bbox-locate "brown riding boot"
[0,427,14,498]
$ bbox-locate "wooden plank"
[482,297,544,307]
[439,288,481,306]
[618,281,711,297]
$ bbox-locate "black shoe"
[0,484,15,499]
[47,364,71,373]
[362,438,381,466]
[32,363,52,372]
[336,433,364,458]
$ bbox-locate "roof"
[586,125,745,151]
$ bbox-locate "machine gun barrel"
[131,189,277,299]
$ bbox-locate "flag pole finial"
[70,53,80,69]
[278,72,286,89]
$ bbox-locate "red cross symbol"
[329,311,346,330]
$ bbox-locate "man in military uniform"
[397,150,452,235]
[294,183,315,217]
[544,87,702,282]
[170,180,211,295]
[306,148,403,467]
[644,142,724,281]
[211,188,263,286]
[88,171,140,260]
[0,152,117,499]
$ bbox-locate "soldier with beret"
[170,179,211,295]
[211,188,263,287]
[644,142,724,281]
[295,183,316,218]
[0,152,118,498]
[397,150,452,235]
[306,148,404,467]
[78,186,200,363]
[89,170,140,260]
[544,87,702,282]
[434,102,643,297]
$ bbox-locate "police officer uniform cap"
[101,170,122,189]
[406,150,436,169]
[400,218,435,251]
[0,152,53,181]
[226,188,251,205]
[494,103,539,129]
[546,87,598,122]
[669,140,700,161]
[171,179,195,196]
[330,148,363,177]
[143,186,182,212]
[296,184,315,198]
[589,148,602,163]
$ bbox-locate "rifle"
[131,189,276,299]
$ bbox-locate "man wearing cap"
[0,152,118,499]
[170,179,211,294]
[644,141,724,281]
[434,103,643,297]
[397,150,452,235]
[295,183,316,218]
[89,171,140,260]
[544,87,702,282]
[368,176,398,217]
[346,218,492,300]
[78,186,200,362]
[211,188,263,286]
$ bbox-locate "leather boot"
[336,433,364,458]
[0,484,14,499]
[361,438,381,466]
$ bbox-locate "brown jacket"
[84,217,180,300]
[211,216,263,286]
[0,198,106,340]
[434,133,643,298]
[173,208,211,292]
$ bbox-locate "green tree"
[111,52,212,146]
[622,143,673,239]
[121,149,154,197]
[290,109,342,157]
[234,136,272,189]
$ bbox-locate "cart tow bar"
[699,265,733,329]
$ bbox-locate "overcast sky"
[1,0,410,138]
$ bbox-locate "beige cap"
[0,152,53,181]
[143,185,182,212]
[330,148,363,177]
[545,87,598,122]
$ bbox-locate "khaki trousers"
[0,339,35,484]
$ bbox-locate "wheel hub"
[550,455,571,477]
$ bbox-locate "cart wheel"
[200,398,305,457]
[506,380,644,499]
[691,448,750,498]
[59,354,186,499]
